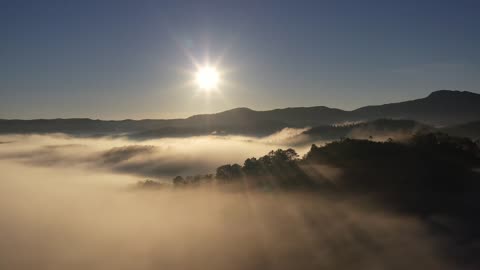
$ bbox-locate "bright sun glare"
[195,66,220,91]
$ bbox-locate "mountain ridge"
[2,90,478,121]
[1,90,479,136]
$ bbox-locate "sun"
[195,66,220,91]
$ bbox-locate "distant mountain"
[352,90,480,126]
[184,106,348,127]
[0,90,479,137]
[181,90,480,127]
[0,118,177,135]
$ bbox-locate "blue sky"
[1,0,479,119]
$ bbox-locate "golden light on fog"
[195,66,220,91]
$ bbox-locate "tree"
[216,164,243,181]
[243,157,263,176]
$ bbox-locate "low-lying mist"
[0,161,453,270]
[0,132,471,269]
[0,130,317,181]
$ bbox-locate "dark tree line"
[137,132,480,267]
[169,133,480,196]
[139,133,480,238]
[168,148,316,189]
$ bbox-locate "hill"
[0,90,479,137]
[352,90,480,126]
[304,119,433,140]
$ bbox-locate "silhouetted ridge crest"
[427,89,478,98]
[1,90,480,135]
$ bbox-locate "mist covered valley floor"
[1,131,479,270]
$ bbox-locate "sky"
[1,0,479,119]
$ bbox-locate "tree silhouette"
[215,164,243,181]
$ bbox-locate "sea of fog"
[0,129,314,182]
[0,133,455,270]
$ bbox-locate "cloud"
[0,133,318,180]
[0,134,465,269]
[259,127,312,146]
[0,159,453,270]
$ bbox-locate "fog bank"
[0,161,452,270]
[0,134,460,269]
[0,132,318,181]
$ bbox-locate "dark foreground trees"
[166,132,480,226]
[139,132,480,267]
[172,133,479,195]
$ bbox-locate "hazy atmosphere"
[0,134,459,270]
[0,131,315,180]
[1,1,480,269]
